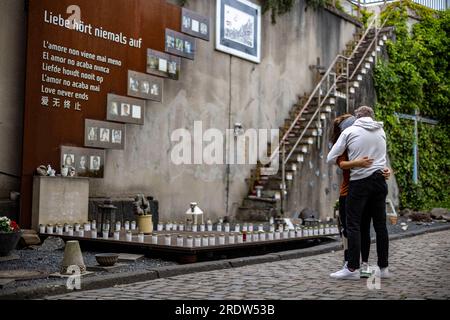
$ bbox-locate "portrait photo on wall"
[216,0,261,63]
[60,146,105,178]
[182,8,210,41]
[107,94,145,125]
[84,119,125,150]
[165,29,196,60]
[147,49,181,80]
[128,70,163,102]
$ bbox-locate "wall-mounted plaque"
[182,8,210,41]
[165,29,196,60]
[107,94,145,125]
[216,0,262,64]
[60,146,105,179]
[147,49,181,80]
[128,70,163,102]
[85,119,126,150]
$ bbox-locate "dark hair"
[331,114,353,144]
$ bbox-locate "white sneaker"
[360,262,372,278]
[330,266,360,280]
[375,267,392,279]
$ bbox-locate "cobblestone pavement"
[46,230,450,300]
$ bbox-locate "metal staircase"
[237,14,394,222]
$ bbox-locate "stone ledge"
[149,260,232,278]
[324,5,363,28]
[228,254,281,268]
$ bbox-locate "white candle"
[74,224,80,232]
[47,225,53,234]
[229,233,236,244]
[253,233,259,242]
[209,235,216,246]
[296,229,302,238]
[173,223,178,231]
[216,224,222,232]
[259,232,266,241]
[165,223,171,231]
[91,230,97,239]
[242,224,248,232]
[39,224,45,234]
[84,223,91,232]
[57,226,63,235]
[268,232,274,241]
[192,224,198,232]
[131,221,137,230]
[91,220,96,230]
[179,224,185,232]
[102,231,109,239]
[194,236,201,247]
[200,224,205,232]
[115,222,121,232]
[224,224,230,233]
[151,234,158,244]
[258,224,264,232]
[269,225,275,232]
[165,235,171,246]
[157,223,163,231]
[177,236,184,247]
[187,236,193,248]
[237,233,243,244]
[275,231,281,240]
[202,236,209,246]
[219,234,225,245]
[114,231,120,240]
[124,221,130,231]
[234,224,240,232]
[283,230,289,239]
[246,233,252,243]
[126,231,132,242]
[248,224,254,232]
[68,227,74,236]
[78,228,85,237]
[138,233,144,243]
[64,224,69,233]
[207,224,213,232]
[289,230,295,238]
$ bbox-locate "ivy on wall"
[374,2,450,210]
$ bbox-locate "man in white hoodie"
[327,106,390,280]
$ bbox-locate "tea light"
[275,231,281,240]
[234,224,240,232]
[237,233,244,243]
[91,220,97,230]
[84,223,91,232]
[165,234,172,246]
[115,221,121,232]
[74,223,80,232]
[114,230,120,240]
[67,226,74,236]
[200,224,206,232]
[267,232,274,241]
[216,223,222,232]
[165,223,172,231]
[47,224,54,234]
[91,229,97,239]
[259,232,266,241]
[173,222,178,231]
[192,224,198,232]
[296,228,302,238]
[242,224,248,232]
[246,232,252,242]
[202,235,209,246]
[151,233,158,244]
[102,231,109,239]
[209,235,216,246]
[64,223,69,233]
[179,223,185,232]
[269,224,275,232]
[309,227,314,237]
[131,221,137,230]
[248,223,254,232]
[124,221,130,231]
[177,235,184,247]
[157,223,163,231]
[56,225,63,235]
[186,236,193,248]
[229,233,236,244]
[283,230,289,239]
[78,228,85,237]
[315,227,320,236]
[253,232,259,242]
[104,222,110,232]
[258,224,264,232]
[289,230,296,238]
[219,234,225,245]
[126,231,132,242]
[207,223,213,232]
[138,232,144,243]
[224,223,230,233]
[39,224,45,234]
[194,236,201,247]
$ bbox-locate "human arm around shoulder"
[338,157,374,170]
[327,131,348,164]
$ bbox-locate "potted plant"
[132,194,153,234]
[0,216,22,256]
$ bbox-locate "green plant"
[374,6,450,210]
[0,217,20,233]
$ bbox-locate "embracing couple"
[327,106,391,280]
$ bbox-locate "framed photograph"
[216,0,261,64]
[84,119,125,150]
[181,8,210,41]
[147,49,181,80]
[60,146,105,178]
[165,29,196,60]
[107,94,145,125]
[128,70,163,102]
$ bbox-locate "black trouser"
[346,171,389,270]
[339,196,371,263]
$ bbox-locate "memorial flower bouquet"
[0,216,20,233]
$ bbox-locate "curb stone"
[1,223,449,300]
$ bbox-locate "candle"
[309,227,314,237]
[102,231,109,239]
[57,225,63,235]
[283,230,289,239]
[104,222,110,232]
[91,229,97,239]
[229,233,236,244]
[84,223,91,232]
[165,235,172,246]
[47,224,54,234]
[269,225,275,232]
[224,223,230,233]
[275,231,281,240]
[242,224,248,232]
[248,223,254,232]
[234,224,240,233]
[192,224,198,232]
[64,223,69,233]
[296,228,302,238]
[115,222,121,232]
[114,231,120,240]
[268,232,274,241]
[124,221,130,231]
[39,224,45,234]
[173,223,178,231]
[78,228,85,237]
[259,232,266,241]
[200,224,206,232]
[91,220,96,230]
[67,226,74,236]
[138,233,144,243]
[209,235,216,246]
[187,236,193,248]
[289,230,295,238]
[202,235,209,246]
[319,225,324,235]
[74,223,80,232]
[177,235,184,247]
[253,232,259,242]
[151,233,158,244]
[157,223,163,231]
[131,221,137,230]
[216,224,221,232]
[246,232,252,242]
[258,224,264,232]
[207,223,213,232]
[126,231,132,242]
[237,233,243,244]
[194,236,201,247]
[219,234,225,245]
[165,223,171,231]
[179,224,185,232]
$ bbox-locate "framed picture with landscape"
[215,0,261,63]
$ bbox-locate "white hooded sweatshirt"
[327,117,387,181]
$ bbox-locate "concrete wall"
[89,0,358,221]
[0,0,26,198]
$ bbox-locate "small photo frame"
[181,8,210,41]
[165,29,196,60]
[107,94,145,125]
[128,70,163,102]
[85,119,125,150]
[60,146,105,178]
[147,49,181,80]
